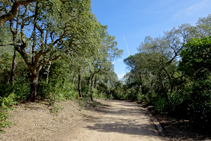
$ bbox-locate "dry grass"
[0,99,99,141]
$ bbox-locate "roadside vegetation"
[0,0,122,132]
[113,15,211,134]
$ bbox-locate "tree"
[86,24,122,100]
[196,14,211,37]
[3,0,99,101]
[179,36,211,80]
[178,36,211,127]
[135,24,196,102]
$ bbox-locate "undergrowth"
[0,93,16,132]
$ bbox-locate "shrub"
[154,97,167,112]
[92,88,107,99]
[0,93,16,132]
[186,80,211,128]
[137,94,149,103]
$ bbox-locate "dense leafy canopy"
[179,37,211,79]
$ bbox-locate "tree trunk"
[29,73,38,102]
[90,75,94,101]
[10,10,19,85]
[86,75,91,94]
[90,93,93,101]
[78,73,82,98]
[46,61,51,83]
[158,73,169,103]
[72,73,76,89]
[10,49,17,85]
[94,76,97,88]
[91,76,93,88]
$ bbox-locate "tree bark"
[94,76,97,88]
[78,73,82,98]
[90,75,94,101]
[86,75,91,94]
[28,3,38,102]
[29,73,38,102]
[10,49,17,85]
[9,9,19,85]
[90,93,93,101]
[46,61,51,83]
[91,76,93,88]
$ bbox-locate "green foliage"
[0,93,15,132]
[186,80,211,127]
[0,110,12,132]
[126,87,138,100]
[179,37,211,79]
[119,15,211,130]
[0,93,16,109]
[13,79,30,101]
[177,36,211,128]
[92,88,107,99]
[154,97,167,112]
[43,82,78,105]
[0,53,12,83]
[0,79,30,102]
[0,0,123,133]
[137,94,149,103]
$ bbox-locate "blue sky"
[91,0,211,79]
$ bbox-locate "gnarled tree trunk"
[29,73,38,102]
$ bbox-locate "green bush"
[0,93,15,132]
[154,97,167,112]
[92,88,107,99]
[0,93,16,109]
[0,78,30,102]
[137,94,149,103]
[0,109,12,132]
[14,79,30,101]
[42,81,79,105]
[126,87,138,100]
[186,80,211,128]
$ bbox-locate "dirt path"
[0,99,168,141]
[69,100,167,141]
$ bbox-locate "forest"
[118,16,211,130]
[0,0,211,135]
[0,0,123,131]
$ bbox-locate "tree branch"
[0,44,14,46]
[0,0,38,25]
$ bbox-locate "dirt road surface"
[69,100,167,141]
[0,99,168,141]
